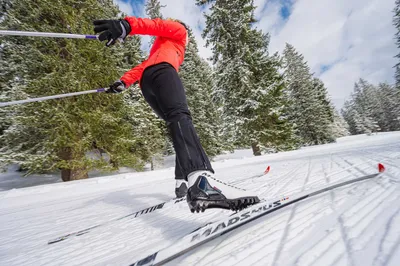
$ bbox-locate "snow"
[0,132,399,266]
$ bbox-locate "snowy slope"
[0,132,399,266]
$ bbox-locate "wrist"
[122,19,131,35]
[119,79,128,88]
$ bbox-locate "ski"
[48,197,186,244]
[129,165,385,266]
[48,168,269,245]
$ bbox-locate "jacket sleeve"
[120,60,147,87]
[124,17,187,42]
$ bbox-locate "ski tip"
[378,163,385,173]
[264,166,271,175]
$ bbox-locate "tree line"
[0,0,397,181]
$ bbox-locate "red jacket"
[120,17,188,87]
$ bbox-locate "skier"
[93,17,259,212]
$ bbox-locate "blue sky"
[114,0,397,109]
[114,0,145,16]
[127,0,145,16]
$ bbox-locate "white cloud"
[114,1,149,51]
[115,0,213,60]
[256,0,397,109]
[158,0,213,61]
[113,0,134,16]
[118,0,397,110]
[256,1,282,35]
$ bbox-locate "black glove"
[93,19,131,47]
[107,80,126,93]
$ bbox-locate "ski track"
[321,162,355,266]
[268,159,314,266]
[174,138,400,266]
[192,163,386,266]
[0,133,399,266]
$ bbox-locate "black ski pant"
[141,63,214,180]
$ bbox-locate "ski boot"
[187,171,260,213]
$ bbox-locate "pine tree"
[392,1,400,129]
[179,30,224,156]
[116,35,167,168]
[0,0,160,180]
[144,0,183,163]
[283,44,335,145]
[341,100,366,135]
[145,0,164,19]
[197,0,296,155]
[353,79,381,134]
[342,79,388,134]
[342,79,400,135]
[244,32,298,153]
[331,109,349,138]
[0,0,12,21]
[145,0,164,46]
[311,77,335,143]
[377,82,400,131]
[198,0,257,151]
[394,0,400,86]
[0,0,26,143]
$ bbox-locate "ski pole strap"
[0,89,106,107]
[0,30,97,40]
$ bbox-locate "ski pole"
[0,88,106,107]
[0,30,98,40]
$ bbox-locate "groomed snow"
[0,132,399,266]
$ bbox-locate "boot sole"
[188,196,260,213]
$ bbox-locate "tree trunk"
[59,147,88,182]
[251,142,261,156]
[61,168,89,181]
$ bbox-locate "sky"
[114,0,397,109]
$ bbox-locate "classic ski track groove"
[339,156,388,191]
[290,195,398,265]
[323,161,355,266]
[261,161,309,196]
[178,153,398,266]
[241,161,304,196]
[269,159,313,266]
[372,207,400,266]
[1,136,399,266]
[295,162,354,265]
[271,157,378,198]
[178,158,372,264]
[243,161,376,266]
[188,160,317,266]
[289,154,399,266]
[198,181,379,265]
[195,191,332,265]
[290,191,391,265]
[198,194,332,266]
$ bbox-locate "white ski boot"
[187,171,260,213]
[175,179,188,198]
